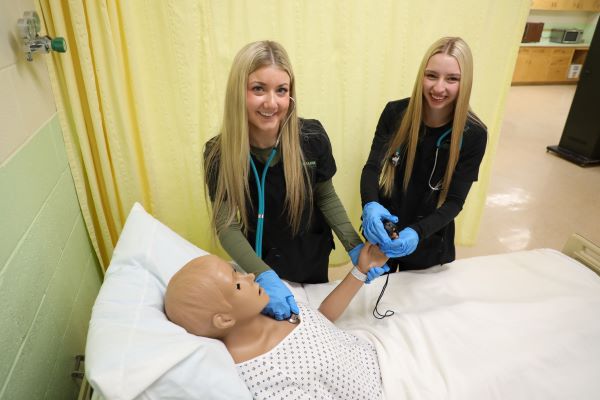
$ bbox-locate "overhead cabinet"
[531,0,600,11]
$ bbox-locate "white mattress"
[86,204,600,399]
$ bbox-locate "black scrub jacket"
[361,98,487,270]
[207,119,336,283]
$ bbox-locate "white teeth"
[431,94,445,101]
[259,111,275,117]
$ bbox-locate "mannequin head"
[165,255,269,338]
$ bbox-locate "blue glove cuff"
[348,243,364,266]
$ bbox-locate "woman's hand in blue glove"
[255,270,299,320]
[350,243,389,283]
[365,264,390,284]
[348,243,364,266]
[362,202,399,246]
[380,227,419,258]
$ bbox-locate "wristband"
[350,266,367,282]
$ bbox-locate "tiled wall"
[0,0,102,399]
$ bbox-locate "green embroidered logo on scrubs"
[303,160,317,168]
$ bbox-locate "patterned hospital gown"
[236,303,382,399]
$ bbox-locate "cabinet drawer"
[531,48,550,55]
[552,48,573,56]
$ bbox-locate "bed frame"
[562,233,600,276]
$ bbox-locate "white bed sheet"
[305,249,600,400]
[87,203,600,400]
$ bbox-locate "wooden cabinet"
[531,0,570,10]
[512,46,588,84]
[513,48,550,82]
[532,0,600,10]
[547,48,573,80]
[583,0,600,11]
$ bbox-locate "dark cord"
[372,274,394,319]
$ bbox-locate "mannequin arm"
[318,243,388,322]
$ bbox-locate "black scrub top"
[208,119,337,283]
[361,98,487,270]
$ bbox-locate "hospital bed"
[86,203,600,400]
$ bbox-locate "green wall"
[0,114,102,399]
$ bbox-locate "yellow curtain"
[39,0,530,270]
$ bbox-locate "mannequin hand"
[255,270,299,320]
[348,243,364,266]
[365,264,390,284]
[362,202,399,246]
[380,227,419,258]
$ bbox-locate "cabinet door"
[531,0,556,9]
[556,0,586,9]
[567,0,586,9]
[513,48,553,83]
[551,48,575,67]
[513,48,532,82]
[547,66,568,80]
[548,48,575,81]
[582,0,600,10]
[528,48,552,81]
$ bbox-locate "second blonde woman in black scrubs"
[361,37,487,272]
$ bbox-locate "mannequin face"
[209,257,270,321]
[246,65,291,147]
[422,53,461,120]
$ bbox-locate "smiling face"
[246,65,291,147]
[422,53,461,122]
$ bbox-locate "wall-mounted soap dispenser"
[17,11,67,61]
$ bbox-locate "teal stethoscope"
[249,146,278,258]
[248,97,295,258]
[249,136,301,326]
[390,126,464,191]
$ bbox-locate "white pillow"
[86,203,252,400]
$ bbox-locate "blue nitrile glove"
[362,202,399,246]
[380,227,419,258]
[255,270,299,320]
[348,243,364,266]
[365,264,390,284]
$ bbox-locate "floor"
[456,85,600,259]
[330,85,600,280]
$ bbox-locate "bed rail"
[562,234,600,276]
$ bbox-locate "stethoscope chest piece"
[390,151,400,167]
[288,313,300,324]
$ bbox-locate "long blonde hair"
[380,37,485,206]
[204,41,310,235]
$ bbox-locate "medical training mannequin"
[204,40,385,321]
[165,244,388,399]
[361,36,487,272]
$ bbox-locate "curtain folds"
[39,0,529,270]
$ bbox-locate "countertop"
[521,38,590,48]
